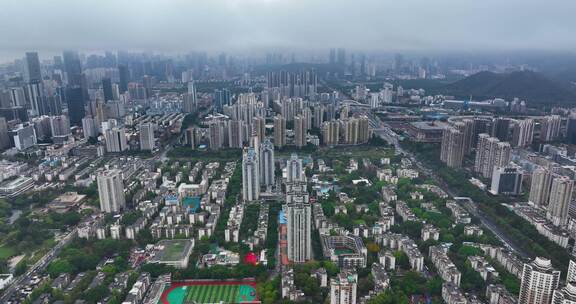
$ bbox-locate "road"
[454,197,529,259]
[0,228,78,302]
[371,115,530,259]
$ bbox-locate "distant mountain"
[439,71,576,104]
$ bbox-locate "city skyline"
[3,1,576,303]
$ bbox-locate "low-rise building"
[430,244,461,286]
[421,224,440,241]
[514,204,570,248]
[466,243,523,279]
[311,268,328,287]
[50,273,70,290]
[124,272,151,304]
[442,282,467,304]
[397,168,419,179]
[225,203,244,243]
[416,184,448,198]
[0,176,34,198]
[148,239,194,269]
[396,201,420,222]
[405,121,446,143]
[486,284,517,304]
[378,250,396,270]
[48,192,86,213]
[371,263,390,293]
[464,225,484,237]
[200,248,240,267]
[468,256,499,281]
[377,233,424,272]
[281,268,305,301]
[446,200,471,224]
[381,185,397,203]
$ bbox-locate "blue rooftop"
[279,210,287,224]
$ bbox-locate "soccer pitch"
[160,281,258,304]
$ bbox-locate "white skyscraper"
[97,169,126,213]
[12,124,37,151]
[286,153,304,183]
[540,115,562,142]
[369,92,379,108]
[381,83,393,104]
[322,120,340,146]
[0,117,10,150]
[518,257,560,304]
[228,120,245,149]
[457,119,475,155]
[82,116,97,139]
[260,138,275,188]
[294,115,307,148]
[547,176,574,227]
[105,127,128,153]
[139,122,155,151]
[274,115,286,148]
[313,104,325,129]
[552,282,576,304]
[252,116,265,144]
[242,147,260,202]
[512,119,534,147]
[440,127,465,168]
[330,271,358,304]
[286,191,312,263]
[208,120,226,150]
[474,134,511,179]
[49,115,71,138]
[25,82,45,117]
[568,260,576,284]
[183,81,197,113]
[529,167,553,207]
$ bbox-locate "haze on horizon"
[1,0,575,62]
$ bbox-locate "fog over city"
[2,0,576,62]
[5,0,576,303]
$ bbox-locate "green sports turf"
[167,286,186,304]
[334,248,354,255]
[237,285,257,303]
[214,285,223,301]
[164,284,254,304]
[201,285,213,302]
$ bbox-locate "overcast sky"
[1,0,576,62]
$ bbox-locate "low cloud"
[1,0,575,62]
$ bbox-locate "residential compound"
[4,44,576,304]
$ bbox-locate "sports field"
[160,280,259,304]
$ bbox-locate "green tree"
[47,259,74,278]
[82,284,108,303]
[14,260,27,276]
